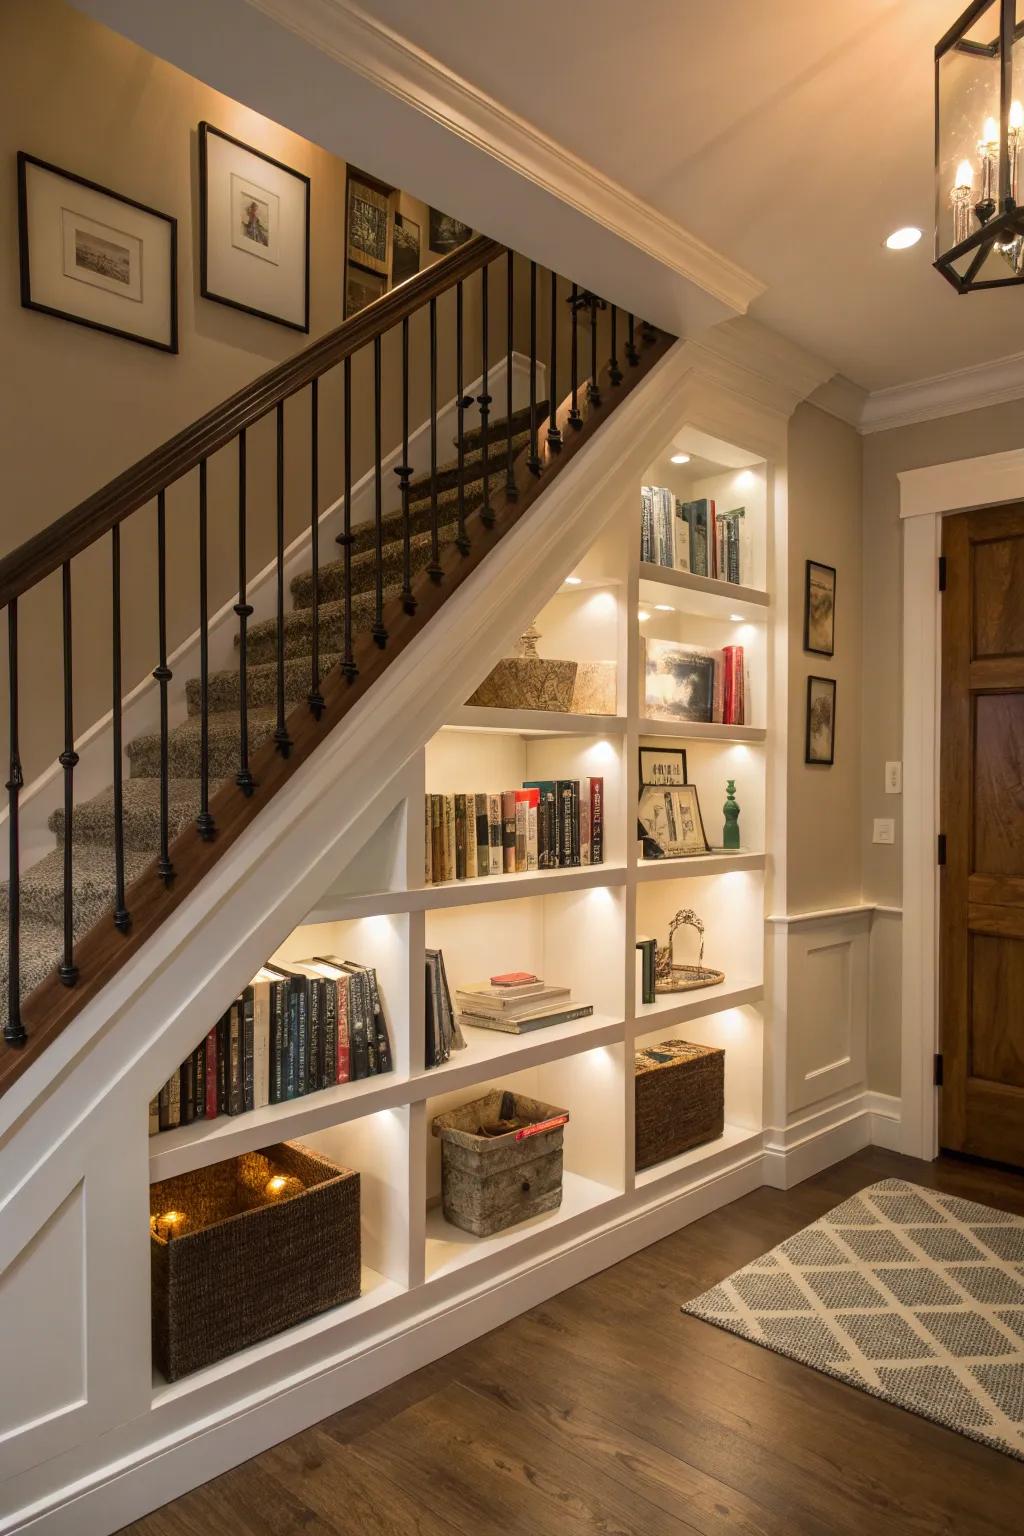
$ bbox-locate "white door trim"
[898,446,1024,1159]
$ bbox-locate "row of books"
[425,778,603,883]
[455,971,593,1035]
[640,488,747,585]
[148,960,393,1135]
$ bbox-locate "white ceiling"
[354,0,1024,392]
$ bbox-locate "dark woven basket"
[634,1041,725,1170]
[150,1142,360,1381]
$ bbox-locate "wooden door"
[940,504,1024,1165]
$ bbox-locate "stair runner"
[0,403,544,1024]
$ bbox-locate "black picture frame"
[637,782,710,859]
[428,207,472,254]
[198,122,311,333]
[804,558,836,657]
[345,166,394,277]
[345,262,387,319]
[638,746,688,787]
[17,151,178,353]
[392,211,421,286]
[805,675,836,765]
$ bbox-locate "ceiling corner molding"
[243,0,766,316]
[687,316,837,418]
[805,374,867,430]
[860,350,1024,434]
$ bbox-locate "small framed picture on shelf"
[199,123,310,332]
[638,783,710,858]
[804,559,836,656]
[806,675,836,765]
[643,639,714,723]
[346,167,394,277]
[639,746,688,787]
[17,152,177,352]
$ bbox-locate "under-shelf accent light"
[637,609,650,621]
[654,603,674,611]
[669,452,691,465]
[729,613,744,622]
[563,575,582,586]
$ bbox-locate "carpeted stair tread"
[404,422,534,502]
[128,708,278,780]
[186,650,346,717]
[291,520,459,611]
[0,915,68,1019]
[0,842,153,935]
[49,778,231,851]
[455,400,546,455]
[242,584,402,668]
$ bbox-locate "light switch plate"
[873,818,896,844]
[884,761,902,794]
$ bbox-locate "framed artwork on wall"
[428,207,472,254]
[392,212,421,286]
[345,263,387,318]
[199,123,310,332]
[17,152,177,352]
[804,559,836,656]
[806,675,837,765]
[346,168,394,277]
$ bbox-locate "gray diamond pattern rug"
[682,1179,1024,1459]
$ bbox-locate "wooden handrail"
[0,234,504,610]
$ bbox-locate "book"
[424,794,432,884]
[673,499,691,572]
[522,780,556,869]
[455,983,571,1016]
[426,947,466,1067]
[443,795,456,882]
[228,1000,243,1115]
[487,792,502,875]
[636,937,657,1005]
[491,971,540,986]
[501,789,517,873]
[588,777,604,864]
[579,777,591,864]
[194,1041,206,1120]
[241,986,255,1112]
[457,1003,594,1035]
[514,791,529,873]
[430,794,444,883]
[337,973,351,1083]
[640,486,654,562]
[680,498,711,576]
[148,1095,159,1137]
[556,780,580,867]
[252,981,271,1109]
[474,792,490,877]
[179,1051,195,1126]
[454,793,468,881]
[346,962,393,1076]
[204,1023,219,1118]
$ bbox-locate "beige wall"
[786,402,863,913]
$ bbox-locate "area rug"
[682,1178,1024,1458]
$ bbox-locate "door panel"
[940,505,1024,1166]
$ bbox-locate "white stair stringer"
[0,339,713,1536]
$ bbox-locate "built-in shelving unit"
[146,423,773,1394]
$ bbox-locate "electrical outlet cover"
[884,761,902,794]
[873,817,896,844]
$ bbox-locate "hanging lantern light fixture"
[935,0,1024,292]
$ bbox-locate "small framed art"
[345,263,387,318]
[429,207,472,254]
[392,212,421,286]
[639,746,688,787]
[643,639,714,723]
[804,559,836,656]
[346,168,394,277]
[637,783,710,858]
[199,123,310,332]
[805,675,836,765]
[17,152,177,352]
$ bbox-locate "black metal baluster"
[626,312,639,367]
[338,356,356,680]
[609,306,623,386]
[478,264,494,526]
[396,317,416,609]
[234,435,254,797]
[196,461,215,839]
[428,298,443,578]
[455,282,470,554]
[274,402,292,755]
[111,526,130,932]
[587,293,601,407]
[568,283,583,430]
[547,271,562,451]
[5,601,25,1046]
[527,260,541,475]
[308,379,325,716]
[372,334,387,646]
[58,561,78,985]
[504,249,517,501]
[153,492,174,882]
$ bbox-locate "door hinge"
[934,1053,944,1087]
[937,832,947,866]
[938,555,947,592]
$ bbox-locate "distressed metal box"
[431,1089,570,1236]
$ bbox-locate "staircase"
[0,235,673,1094]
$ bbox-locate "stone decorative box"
[634,1041,724,1170]
[431,1089,570,1236]
[150,1142,360,1381]
[465,624,617,715]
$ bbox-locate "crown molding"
[242,0,765,317]
[805,373,868,430]
[687,315,837,420]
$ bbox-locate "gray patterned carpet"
[683,1178,1024,1459]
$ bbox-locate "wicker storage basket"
[150,1142,360,1381]
[432,1089,570,1237]
[634,1041,724,1170]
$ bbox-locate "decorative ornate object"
[466,620,616,714]
[723,780,740,849]
[654,909,725,994]
[934,4,1024,293]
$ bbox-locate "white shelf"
[635,1123,763,1189]
[446,706,627,736]
[637,851,765,880]
[638,562,769,618]
[304,863,628,922]
[424,1171,620,1281]
[638,717,767,743]
[632,978,764,1034]
[414,1011,624,1097]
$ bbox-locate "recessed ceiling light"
[670,452,691,465]
[729,613,744,622]
[562,575,582,586]
[637,609,650,622]
[884,226,922,250]
[654,603,674,611]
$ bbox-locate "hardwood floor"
[120,1149,1024,1536]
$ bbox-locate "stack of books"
[455,971,594,1035]
[640,487,747,585]
[425,947,466,1068]
[148,959,393,1135]
[425,777,603,884]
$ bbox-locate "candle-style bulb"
[983,116,999,145]
[1011,100,1024,132]
[955,159,973,189]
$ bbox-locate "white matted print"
[200,123,309,331]
[18,153,176,351]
